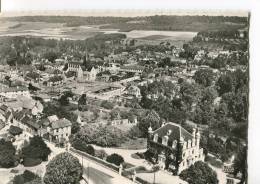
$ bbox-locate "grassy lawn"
[119,138,147,150]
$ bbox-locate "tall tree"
[22,136,51,162]
[194,69,215,87]
[0,139,17,168]
[179,161,218,184]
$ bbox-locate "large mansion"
[67,62,100,81]
[147,122,204,175]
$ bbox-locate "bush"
[100,100,114,109]
[106,153,124,166]
[13,170,40,184]
[71,141,95,156]
[23,158,42,167]
[131,152,145,159]
[85,145,95,156]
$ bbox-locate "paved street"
[46,142,133,184]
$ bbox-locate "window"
[153,134,158,142]
[162,136,168,145]
[158,137,162,144]
[172,140,177,148]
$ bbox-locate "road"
[71,150,133,184]
[83,167,112,184]
[46,142,133,184]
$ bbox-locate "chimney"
[196,131,201,147]
[161,120,166,127]
[192,128,196,138]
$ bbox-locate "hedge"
[23,158,42,167]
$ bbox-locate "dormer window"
[172,140,177,148]
[153,134,158,142]
[162,135,168,145]
[183,141,187,149]
[188,140,191,148]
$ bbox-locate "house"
[147,122,204,175]
[66,62,99,81]
[16,96,43,115]
[0,104,13,124]
[83,66,98,81]
[119,65,145,74]
[12,110,40,137]
[0,86,30,99]
[46,75,63,86]
[127,85,141,98]
[49,118,72,143]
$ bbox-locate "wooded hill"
[1,15,248,32]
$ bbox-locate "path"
[92,145,147,167]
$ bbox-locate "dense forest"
[1,15,248,32]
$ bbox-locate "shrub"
[131,152,145,159]
[106,153,124,166]
[23,158,42,167]
[100,100,114,109]
[13,170,40,184]
[85,145,95,156]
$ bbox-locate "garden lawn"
[119,138,147,150]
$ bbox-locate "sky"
[1,0,249,17]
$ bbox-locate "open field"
[0,20,196,42]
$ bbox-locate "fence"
[70,147,119,172]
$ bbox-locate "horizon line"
[0,9,249,18]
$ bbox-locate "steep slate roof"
[120,65,145,71]
[0,86,28,93]
[21,116,40,130]
[13,109,29,121]
[0,104,8,112]
[51,118,72,129]
[153,122,193,142]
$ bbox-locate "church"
[147,122,205,175]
